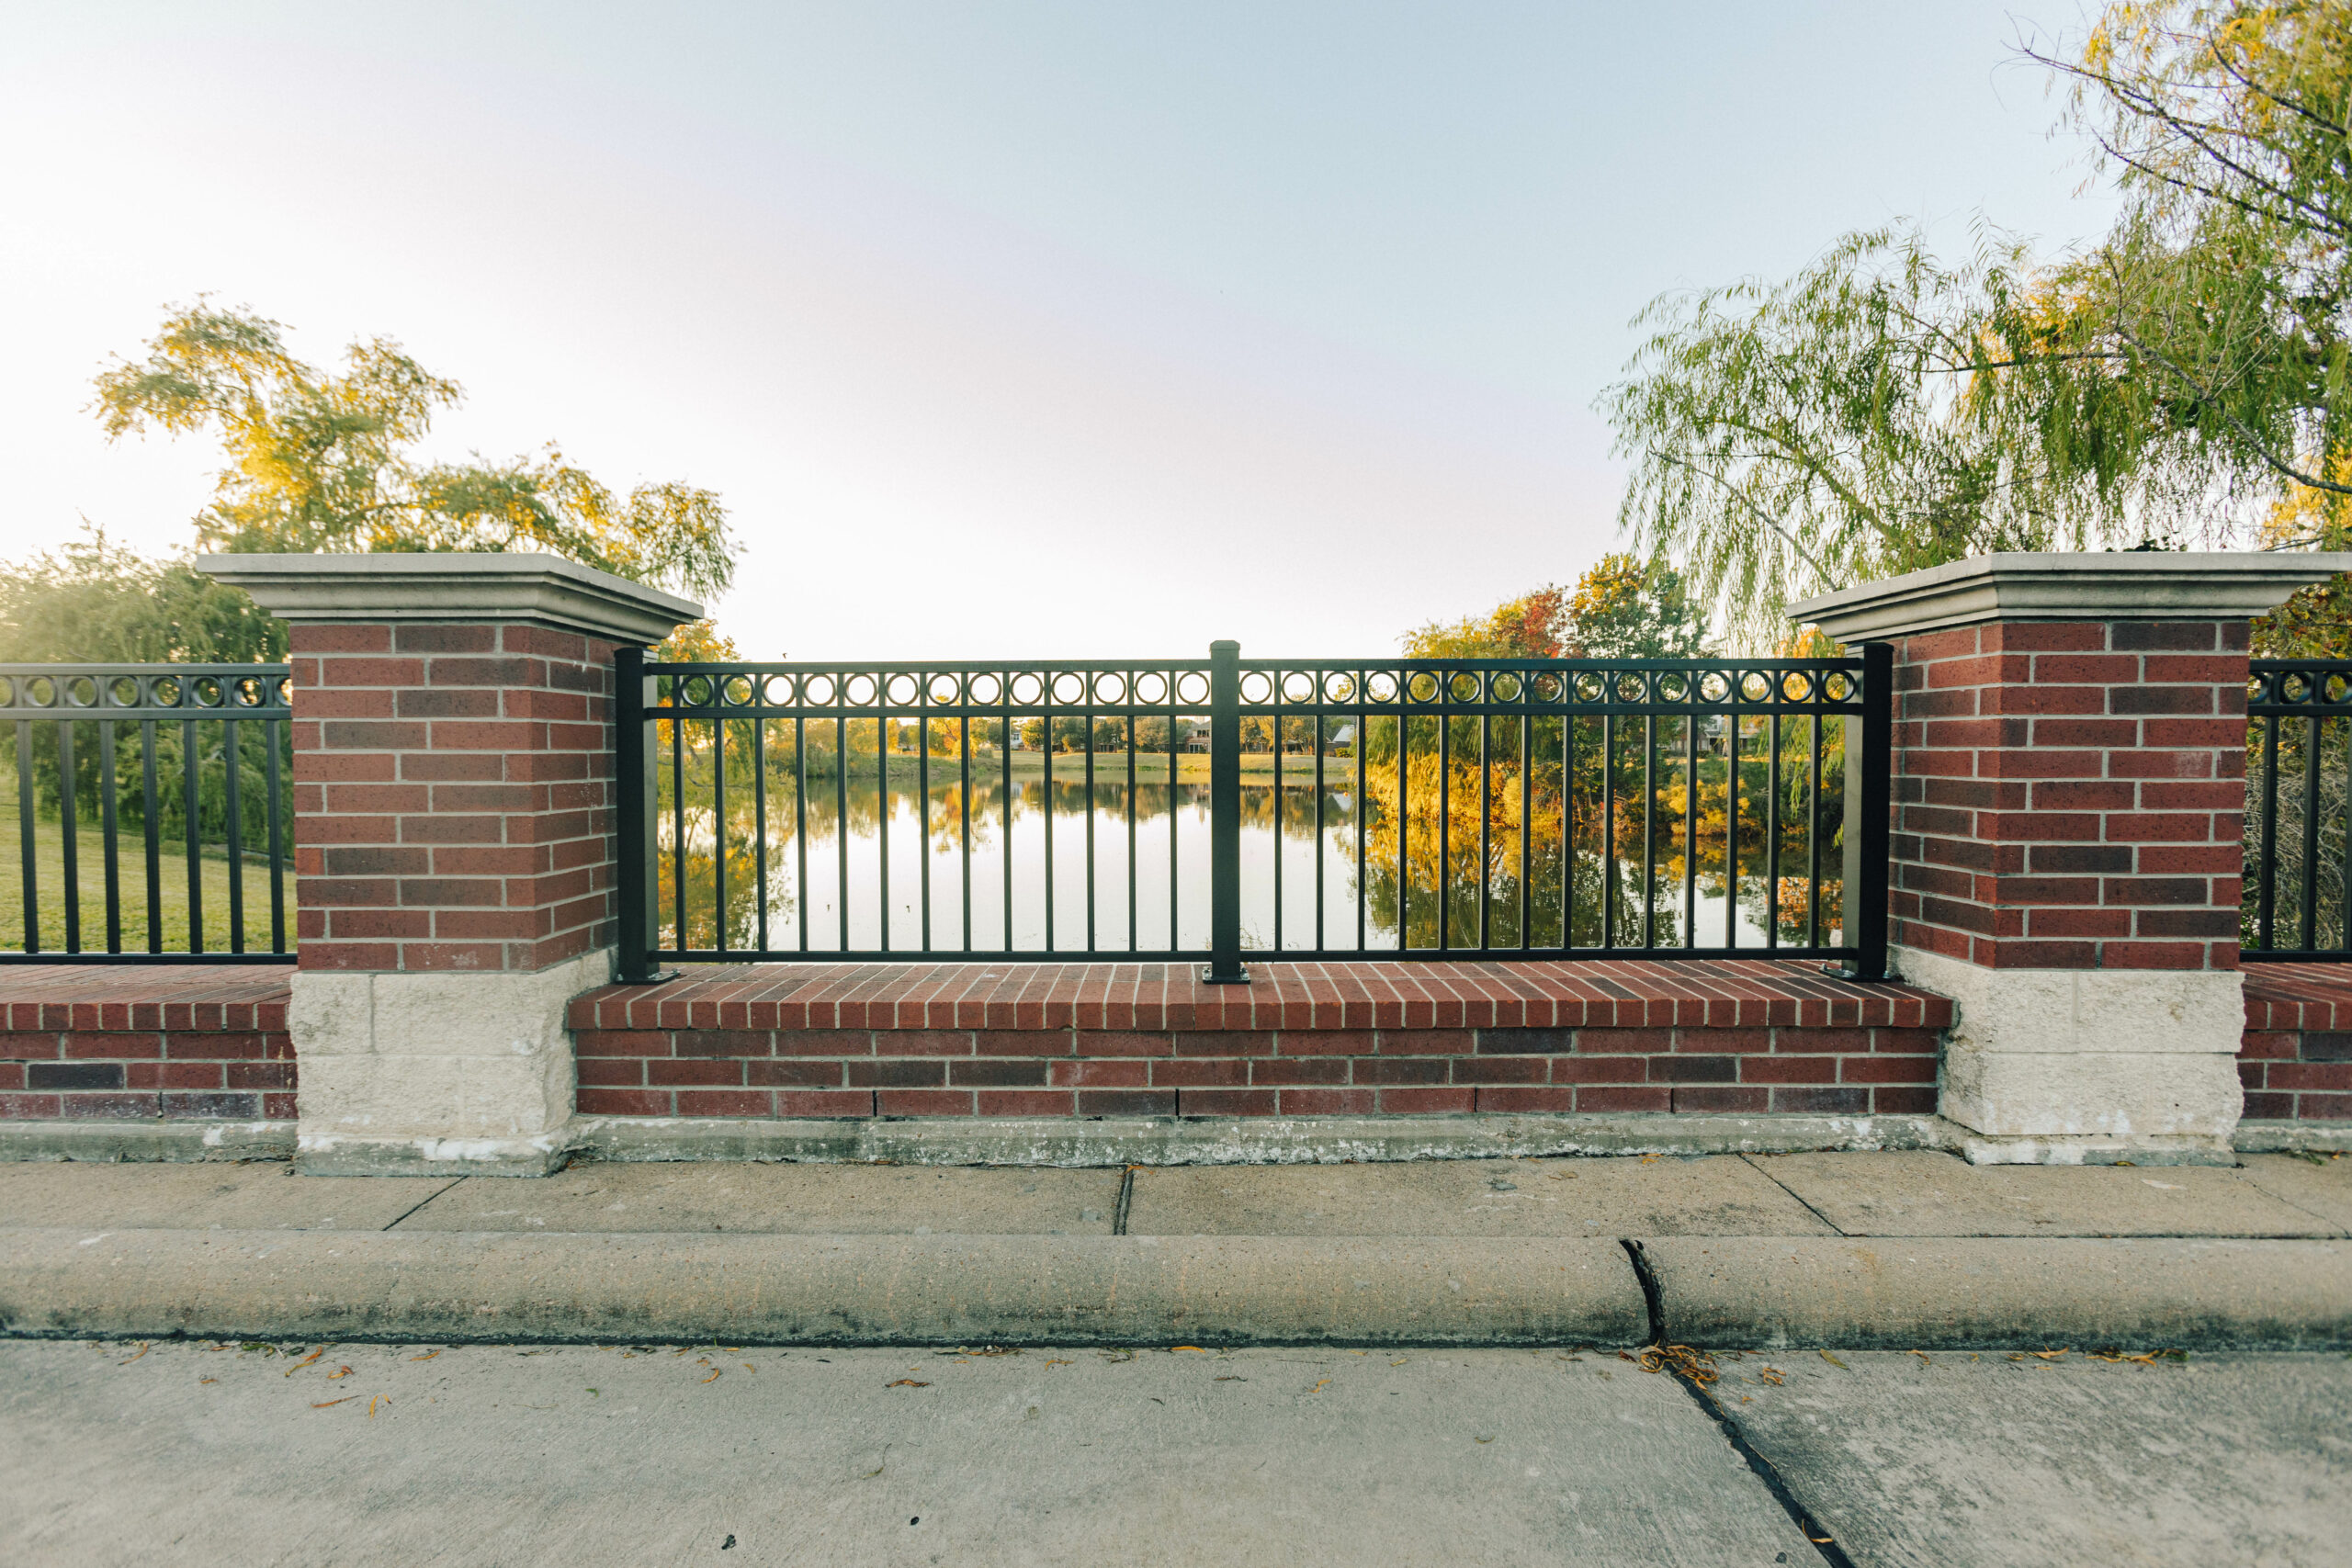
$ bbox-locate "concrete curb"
[570,1111,1948,1167]
[1638,1236,2352,1351]
[0,1228,1645,1348]
[0,1121,296,1163]
[2232,1120,2352,1155]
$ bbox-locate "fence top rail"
[0,664,292,718]
[2247,660,2352,715]
[646,655,1871,719]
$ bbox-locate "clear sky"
[0,2,2118,659]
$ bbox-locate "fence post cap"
[194,552,705,644]
[1788,550,2352,642]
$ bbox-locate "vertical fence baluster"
[1272,671,1284,953]
[918,697,931,953]
[1684,705,1699,952]
[1313,675,1326,953]
[2301,710,2322,949]
[100,719,120,953]
[1354,689,1367,953]
[266,717,286,954]
[712,704,728,956]
[613,647,654,980]
[1640,713,1654,951]
[877,705,890,954]
[1806,711,1822,952]
[141,720,160,954]
[1477,707,1491,952]
[1125,691,1137,953]
[795,716,809,953]
[960,712,973,953]
[836,714,849,953]
[753,705,769,953]
[1766,711,1781,950]
[184,718,202,953]
[58,720,80,953]
[16,721,35,953]
[1519,712,1532,952]
[1084,688,1095,953]
[222,717,243,954]
[1167,677,1179,953]
[2258,709,2280,951]
[1600,714,1615,951]
[1205,639,1243,982]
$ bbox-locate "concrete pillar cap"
[195,552,704,645]
[1789,551,2352,642]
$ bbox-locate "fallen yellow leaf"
[1818,1351,1849,1370]
[409,1350,439,1362]
[312,1396,356,1409]
[326,1366,354,1381]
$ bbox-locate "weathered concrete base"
[1638,1235,2352,1350]
[571,1111,1948,1166]
[290,948,610,1177]
[0,1227,1645,1348]
[0,1121,296,1164]
[1898,943,2245,1158]
[2232,1120,2352,1155]
[1946,1128,2240,1168]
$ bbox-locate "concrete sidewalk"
[3,1150,2347,1349]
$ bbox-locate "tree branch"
[2109,320,2352,498]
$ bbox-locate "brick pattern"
[569,959,1954,1033]
[575,1022,1943,1119]
[290,622,619,972]
[1889,619,2248,971]
[2240,961,2352,1121]
[0,964,297,1121]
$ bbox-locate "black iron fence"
[1,664,295,964]
[615,642,1892,980]
[2245,659,2352,961]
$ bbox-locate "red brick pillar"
[1794,552,2352,1164]
[198,554,700,1175]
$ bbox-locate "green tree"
[1603,0,2352,649]
[0,526,283,663]
[1564,554,1711,658]
[94,299,737,601]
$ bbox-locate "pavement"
[2,1149,2349,1349]
[5,1150,2351,1566]
[2,1337,2345,1567]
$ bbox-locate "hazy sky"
[0,3,2118,659]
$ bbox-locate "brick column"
[1795,552,2352,1164]
[198,554,699,1175]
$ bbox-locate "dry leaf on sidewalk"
[886,1380,930,1389]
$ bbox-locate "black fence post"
[612,645,673,985]
[1833,640,1893,982]
[1204,638,1248,984]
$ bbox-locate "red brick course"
[1888,620,2249,972]
[0,964,295,1120]
[289,622,620,973]
[2239,962,2352,1121]
[567,958,1952,1120]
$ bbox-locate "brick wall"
[290,622,619,973]
[1889,619,2248,972]
[0,965,294,1120]
[572,1022,1943,1119]
[2241,962,2352,1121]
[567,959,1951,1120]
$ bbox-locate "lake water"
[662,773,1793,958]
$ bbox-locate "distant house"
[1180,721,1212,754]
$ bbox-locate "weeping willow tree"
[1604,0,2352,652]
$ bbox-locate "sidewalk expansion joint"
[1737,1154,1849,1235]
[379,1179,466,1232]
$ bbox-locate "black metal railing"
[615,642,1891,980]
[1,664,295,964]
[2245,660,2351,961]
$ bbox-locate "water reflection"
[657,770,1815,957]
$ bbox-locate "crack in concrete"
[1738,1153,1850,1235]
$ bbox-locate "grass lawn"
[0,808,288,956]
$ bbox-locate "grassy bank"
[0,808,286,955]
